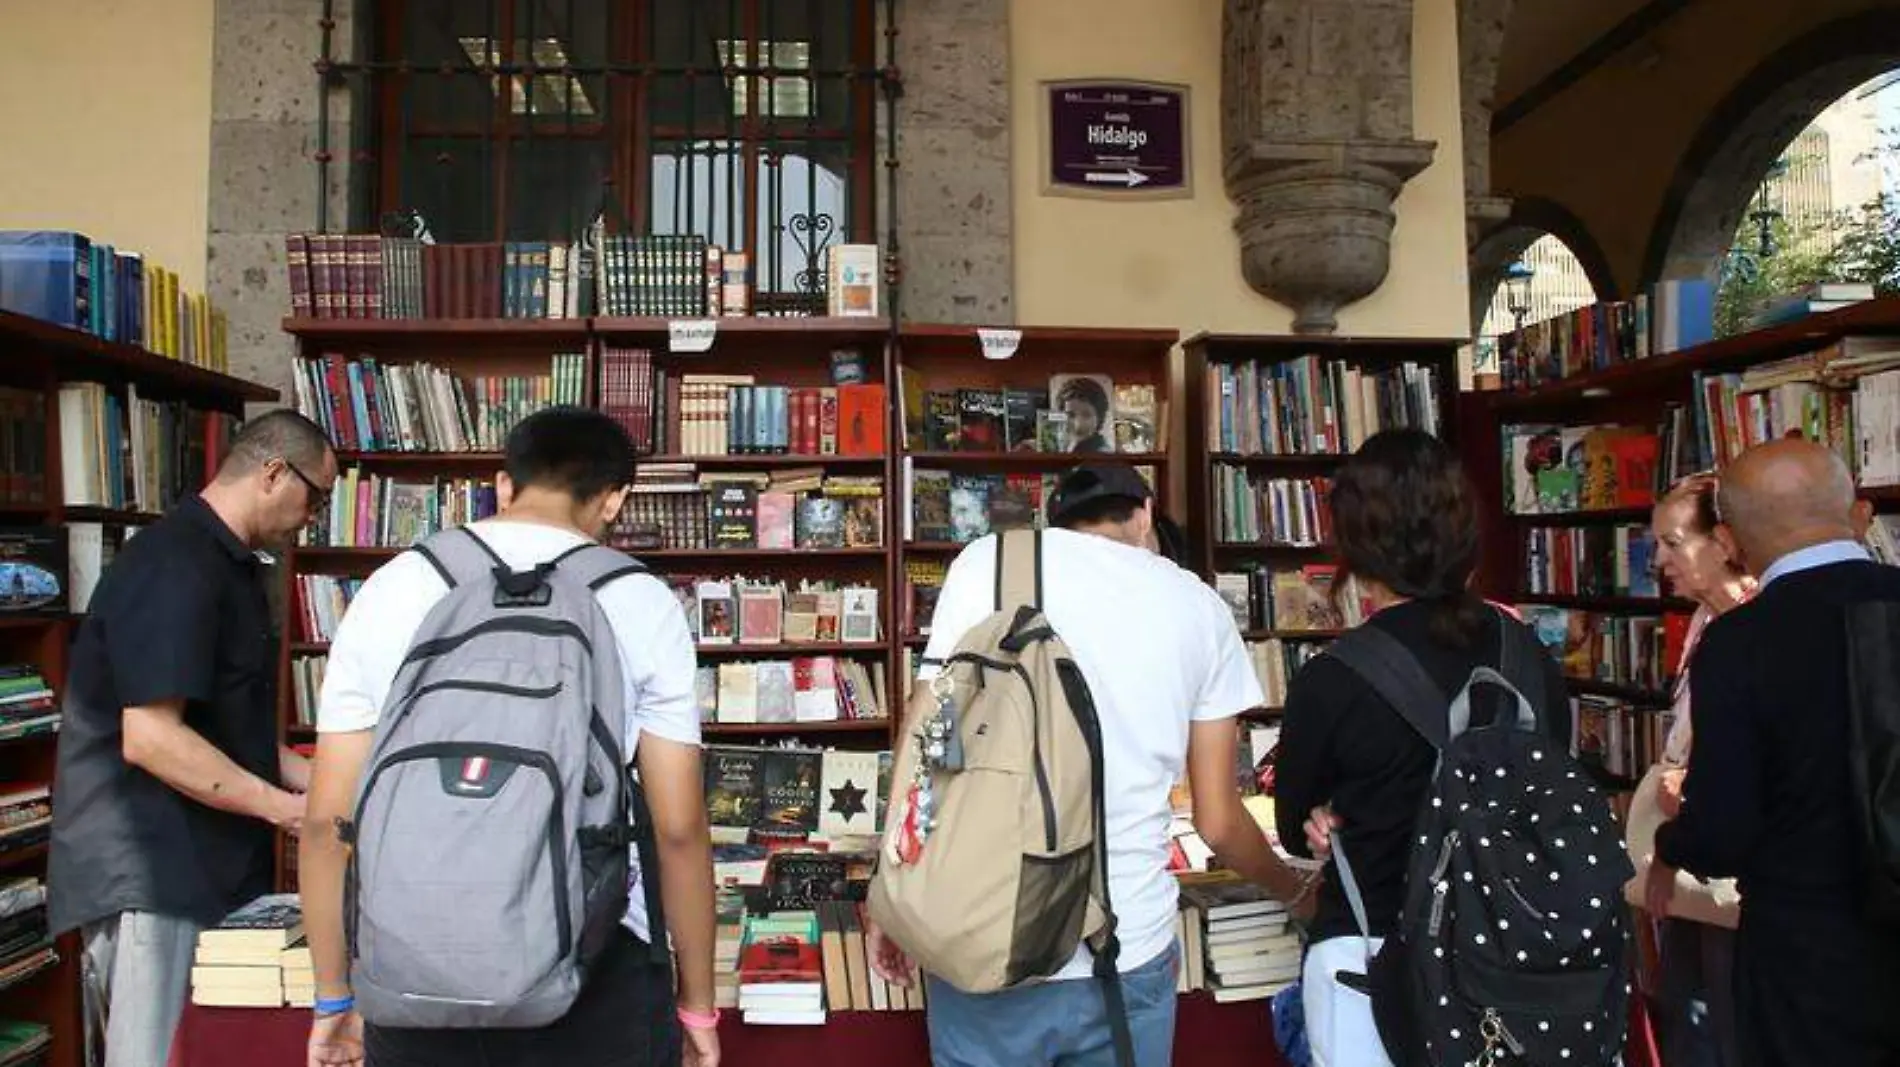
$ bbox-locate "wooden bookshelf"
[1459,296,1900,789]
[1183,332,1463,712]
[278,314,904,842]
[0,308,276,1067]
[891,323,1178,693]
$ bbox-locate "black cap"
[1047,463,1154,525]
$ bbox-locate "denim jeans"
[923,942,1180,1067]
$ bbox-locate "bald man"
[1652,439,1900,1067]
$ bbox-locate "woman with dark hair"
[1271,429,1568,1065]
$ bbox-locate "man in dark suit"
[1652,438,1900,1067]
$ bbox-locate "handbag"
[1621,762,1741,929]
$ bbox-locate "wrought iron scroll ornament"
[791,213,838,295]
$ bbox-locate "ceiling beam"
[1493,0,1695,135]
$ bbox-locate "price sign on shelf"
[668,319,718,353]
[977,328,1022,361]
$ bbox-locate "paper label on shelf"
[977,328,1022,361]
[669,320,718,353]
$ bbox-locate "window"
[362,0,877,312]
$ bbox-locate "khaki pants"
[81,911,202,1067]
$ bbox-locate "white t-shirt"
[916,528,1264,979]
[316,518,699,943]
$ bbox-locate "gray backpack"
[342,526,666,1028]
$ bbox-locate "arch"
[1643,11,1900,287]
[1469,195,1619,334]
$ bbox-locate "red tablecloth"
[171,994,1287,1066]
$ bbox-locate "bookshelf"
[1182,332,1464,714]
[1458,295,1900,788]
[0,308,276,1067]
[277,312,903,893]
[890,323,1178,693]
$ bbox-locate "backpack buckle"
[492,563,555,608]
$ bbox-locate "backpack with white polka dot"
[1328,622,1634,1067]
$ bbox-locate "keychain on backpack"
[894,674,960,865]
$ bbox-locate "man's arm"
[299,730,373,1004]
[122,701,302,829]
[280,745,313,793]
[1654,627,1763,878]
[637,735,716,1015]
[1186,720,1310,902]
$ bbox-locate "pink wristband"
[677,1006,720,1030]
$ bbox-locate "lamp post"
[1504,259,1536,334]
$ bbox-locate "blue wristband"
[314,994,355,1017]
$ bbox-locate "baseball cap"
[1047,463,1154,525]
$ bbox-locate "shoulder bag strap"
[1323,625,1450,751]
[994,528,1042,611]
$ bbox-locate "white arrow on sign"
[1082,168,1151,188]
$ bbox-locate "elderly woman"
[1632,473,1756,1067]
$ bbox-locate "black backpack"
[1326,617,1633,1067]
[1843,601,1900,926]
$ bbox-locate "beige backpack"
[868,529,1133,1064]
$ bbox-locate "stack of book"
[0,670,56,743]
[0,1020,49,1067]
[0,879,53,997]
[737,910,826,1024]
[188,895,307,1008]
[1180,883,1302,1002]
[0,786,49,857]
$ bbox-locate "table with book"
[169,872,1299,1067]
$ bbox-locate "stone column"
[208,0,352,401]
[893,0,1013,324]
[1221,0,1436,334]
[1459,0,1514,247]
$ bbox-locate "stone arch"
[1469,196,1619,334]
[1643,10,1900,287]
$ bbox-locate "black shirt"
[48,495,282,934]
[1274,602,1569,942]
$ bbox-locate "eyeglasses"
[281,459,332,510]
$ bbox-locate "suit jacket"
[1655,559,1900,910]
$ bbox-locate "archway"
[1469,196,1618,335]
[1644,10,1900,287]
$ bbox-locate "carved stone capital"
[1465,193,1513,248]
[1226,138,1436,334]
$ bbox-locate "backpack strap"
[1323,624,1450,751]
[1054,657,1137,1067]
[994,528,1043,611]
[410,526,506,590]
[547,541,649,592]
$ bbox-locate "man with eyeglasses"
[47,409,338,1067]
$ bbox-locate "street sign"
[1043,80,1190,199]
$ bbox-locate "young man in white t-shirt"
[869,463,1306,1067]
[297,408,719,1067]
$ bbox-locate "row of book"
[292,577,363,645]
[0,669,57,745]
[604,362,886,459]
[1212,471,1332,547]
[672,577,881,646]
[696,658,888,726]
[301,472,499,549]
[608,467,886,552]
[1213,566,1369,635]
[291,353,588,454]
[705,745,888,845]
[0,785,49,858]
[284,231,880,322]
[1523,525,1662,600]
[0,878,54,1017]
[1203,356,1441,457]
[57,384,240,514]
[1521,606,1673,696]
[0,229,229,371]
[1572,695,1674,783]
[1494,279,1714,392]
[0,390,46,509]
[1244,639,1325,710]
[290,655,326,728]
[899,373,1162,455]
[1502,423,1662,516]
[187,895,312,1008]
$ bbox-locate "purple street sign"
[1045,80,1189,196]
